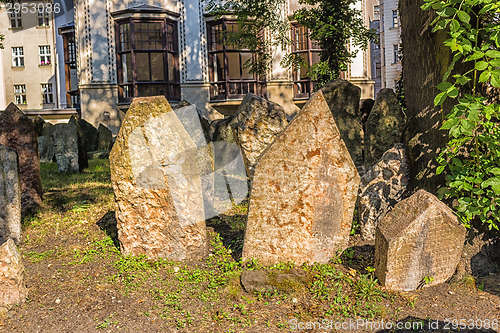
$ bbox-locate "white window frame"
[393,44,400,64]
[37,7,50,27]
[10,12,22,28]
[12,47,24,67]
[374,5,380,21]
[39,45,51,66]
[14,85,27,105]
[41,83,54,104]
[392,10,399,28]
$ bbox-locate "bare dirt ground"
[1,159,499,332]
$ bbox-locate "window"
[392,10,399,28]
[116,19,180,103]
[291,25,321,99]
[39,45,51,65]
[14,85,26,105]
[37,7,49,27]
[12,47,24,67]
[393,44,400,63]
[61,29,80,108]
[374,6,380,21]
[376,63,381,78]
[207,19,266,100]
[41,83,54,104]
[10,11,22,28]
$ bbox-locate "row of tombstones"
[0,103,114,308]
[108,79,466,294]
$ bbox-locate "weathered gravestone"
[32,116,45,137]
[320,79,364,169]
[242,91,360,265]
[78,118,99,152]
[37,136,55,163]
[97,124,113,151]
[0,145,21,245]
[110,96,207,260]
[53,122,79,173]
[375,189,466,291]
[69,116,88,171]
[231,94,288,179]
[364,89,406,168]
[0,103,42,214]
[358,144,409,241]
[0,239,27,308]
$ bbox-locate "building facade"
[0,0,77,122]
[379,0,401,90]
[73,0,378,133]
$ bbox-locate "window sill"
[36,26,50,29]
[38,64,52,67]
[8,27,23,30]
[11,66,24,69]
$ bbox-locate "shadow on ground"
[96,210,120,249]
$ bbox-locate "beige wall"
[0,3,57,110]
[79,85,124,134]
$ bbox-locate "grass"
[11,158,482,331]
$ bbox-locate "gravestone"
[53,123,79,173]
[38,136,55,163]
[358,144,409,241]
[242,91,360,265]
[321,79,364,169]
[78,118,98,152]
[0,103,42,214]
[69,116,88,171]
[41,122,55,137]
[97,124,113,151]
[0,239,27,308]
[364,89,406,168]
[32,116,45,137]
[375,189,466,291]
[110,96,207,260]
[0,145,21,245]
[231,94,288,179]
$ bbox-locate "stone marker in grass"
[0,239,27,308]
[0,145,21,245]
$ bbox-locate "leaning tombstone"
[78,118,99,152]
[109,96,208,260]
[321,79,364,170]
[358,144,409,241]
[0,145,21,245]
[53,123,79,173]
[97,124,113,151]
[364,88,406,168]
[0,103,42,214]
[375,189,466,291]
[242,91,360,265]
[0,239,27,308]
[69,116,88,171]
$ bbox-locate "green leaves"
[456,10,470,23]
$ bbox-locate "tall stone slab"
[69,116,88,171]
[37,136,55,164]
[359,144,409,241]
[110,96,207,260]
[0,146,21,245]
[231,94,288,179]
[321,79,364,169]
[97,124,113,151]
[0,239,27,308]
[78,118,99,152]
[364,89,406,168]
[32,116,45,137]
[53,123,79,173]
[242,91,360,265]
[0,103,42,214]
[375,189,466,291]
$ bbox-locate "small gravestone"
[359,144,409,241]
[0,239,27,308]
[78,118,98,152]
[231,94,288,179]
[0,146,21,245]
[53,123,79,173]
[0,103,42,214]
[375,189,466,291]
[110,96,207,260]
[242,91,360,265]
[32,116,45,137]
[38,136,55,163]
[321,79,364,169]
[97,124,113,151]
[364,89,406,168]
[69,116,88,171]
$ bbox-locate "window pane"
[227,52,240,80]
[122,53,133,83]
[151,53,165,81]
[241,53,253,80]
[299,53,309,79]
[135,22,163,50]
[136,53,150,81]
[167,53,175,82]
[215,53,225,81]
